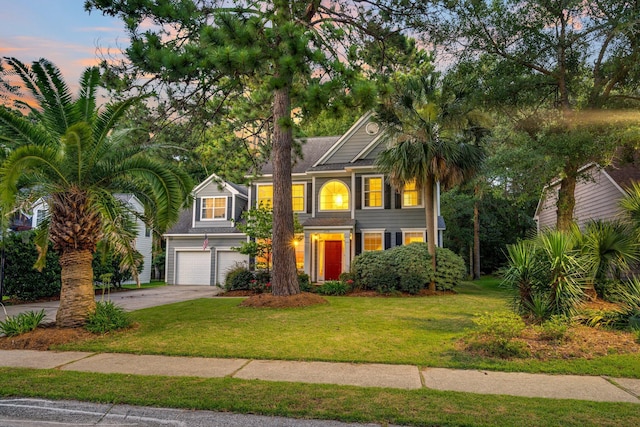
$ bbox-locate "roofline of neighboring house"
[533,162,629,219]
[313,111,374,167]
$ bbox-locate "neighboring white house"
[31,194,153,284]
[534,158,640,231]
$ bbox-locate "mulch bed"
[240,292,328,308]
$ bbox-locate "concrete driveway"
[0,285,222,323]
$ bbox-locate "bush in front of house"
[351,243,465,294]
[317,280,350,296]
[298,272,312,292]
[224,265,255,290]
[434,247,467,291]
[3,231,61,301]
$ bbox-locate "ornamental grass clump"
[0,309,47,337]
[85,301,131,334]
[466,311,530,358]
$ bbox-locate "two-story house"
[165,113,444,285]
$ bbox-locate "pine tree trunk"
[473,193,481,280]
[556,174,577,231]
[56,249,96,327]
[425,176,437,292]
[271,85,300,296]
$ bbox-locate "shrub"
[317,280,349,296]
[3,231,61,301]
[0,310,46,337]
[434,247,466,291]
[92,245,143,288]
[298,272,312,292]
[467,311,529,358]
[85,301,131,334]
[224,265,255,290]
[351,243,466,294]
[538,315,571,342]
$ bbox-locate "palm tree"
[0,58,192,327]
[376,72,485,290]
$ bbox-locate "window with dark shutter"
[355,177,362,210]
[396,232,402,246]
[385,232,391,249]
[306,183,312,214]
[355,233,362,255]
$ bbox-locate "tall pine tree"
[86,0,410,295]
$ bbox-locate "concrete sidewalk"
[0,350,638,404]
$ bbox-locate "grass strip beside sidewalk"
[0,368,637,427]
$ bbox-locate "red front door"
[324,240,342,281]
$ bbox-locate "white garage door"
[216,251,249,285]
[175,251,211,285]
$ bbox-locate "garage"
[216,250,249,285]
[175,251,211,285]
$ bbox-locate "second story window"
[402,179,422,207]
[201,197,226,220]
[363,176,383,208]
[320,180,350,211]
[257,184,306,212]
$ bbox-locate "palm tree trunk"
[271,85,300,296]
[56,249,96,327]
[425,175,437,291]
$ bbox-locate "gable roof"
[313,111,374,167]
[259,136,341,176]
[192,173,248,197]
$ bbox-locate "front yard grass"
[60,278,640,378]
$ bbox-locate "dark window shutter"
[384,232,391,250]
[396,232,403,246]
[384,183,391,209]
[307,183,312,214]
[227,197,232,220]
[195,198,201,221]
[355,233,362,255]
[355,177,362,210]
[395,192,401,209]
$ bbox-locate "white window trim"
[401,185,424,208]
[291,182,307,213]
[361,228,385,252]
[201,196,227,221]
[401,228,426,245]
[362,175,384,210]
[318,180,351,212]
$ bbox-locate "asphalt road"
[0,398,400,427]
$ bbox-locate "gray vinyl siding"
[536,167,626,231]
[363,142,385,160]
[194,181,236,228]
[165,235,247,285]
[323,124,377,164]
[573,168,625,227]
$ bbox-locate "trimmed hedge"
[2,231,61,301]
[351,243,465,294]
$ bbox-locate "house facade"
[534,159,640,231]
[165,113,444,285]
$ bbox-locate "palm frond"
[33,217,51,271]
[29,59,77,135]
[76,67,100,122]
[0,106,54,148]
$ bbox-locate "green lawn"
[60,278,640,378]
[5,277,639,427]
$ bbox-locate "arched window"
[319,180,350,211]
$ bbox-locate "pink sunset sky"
[0,0,129,87]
